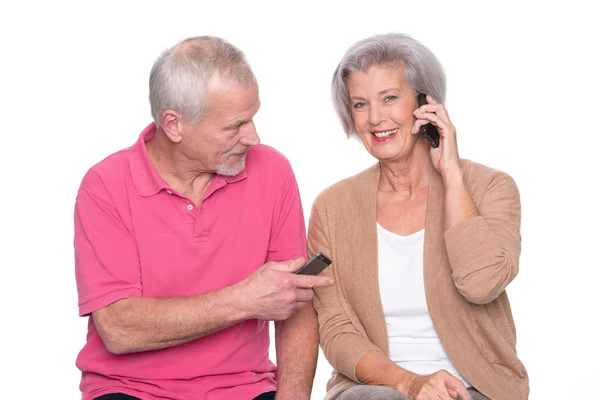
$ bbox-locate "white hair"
[332,33,447,137]
[149,36,255,128]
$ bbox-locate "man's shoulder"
[246,144,292,168]
[245,144,295,181]
[78,146,133,197]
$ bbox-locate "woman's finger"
[414,104,450,124]
[412,119,431,134]
[426,94,438,105]
[446,379,472,400]
[413,111,453,137]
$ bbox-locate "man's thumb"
[276,257,306,272]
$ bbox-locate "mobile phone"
[417,93,440,148]
[295,252,332,275]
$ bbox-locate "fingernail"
[328,279,335,285]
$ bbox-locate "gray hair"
[332,33,447,137]
[149,36,255,128]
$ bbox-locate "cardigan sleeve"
[444,171,521,305]
[308,202,383,382]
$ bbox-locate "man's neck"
[146,131,214,205]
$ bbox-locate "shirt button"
[187,204,193,211]
[166,190,173,195]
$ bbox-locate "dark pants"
[95,391,276,400]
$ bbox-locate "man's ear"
[161,110,183,143]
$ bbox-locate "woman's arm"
[309,199,473,400]
[354,350,416,392]
[443,169,521,304]
[308,202,384,382]
[414,96,521,305]
[442,167,480,231]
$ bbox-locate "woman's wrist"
[398,373,428,399]
[394,370,420,397]
[441,166,465,190]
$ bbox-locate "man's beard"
[216,145,251,176]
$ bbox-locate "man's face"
[180,74,261,176]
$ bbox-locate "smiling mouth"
[371,128,398,141]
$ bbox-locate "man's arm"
[265,159,317,399]
[274,303,319,400]
[76,184,332,355]
[93,257,332,354]
[93,284,246,354]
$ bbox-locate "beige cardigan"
[308,160,529,400]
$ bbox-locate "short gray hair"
[149,36,255,128]
[332,33,447,137]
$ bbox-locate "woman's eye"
[353,102,367,109]
[384,95,398,102]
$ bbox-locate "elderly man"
[74,36,332,400]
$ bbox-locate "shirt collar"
[129,122,247,197]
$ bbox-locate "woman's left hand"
[412,95,460,176]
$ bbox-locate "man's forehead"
[224,99,261,126]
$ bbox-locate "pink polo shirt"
[74,123,307,400]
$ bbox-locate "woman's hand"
[400,370,472,400]
[412,95,461,178]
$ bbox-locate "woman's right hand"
[401,370,473,400]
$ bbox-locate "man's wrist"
[224,281,255,322]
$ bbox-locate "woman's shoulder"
[312,163,379,208]
[459,158,519,198]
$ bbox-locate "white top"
[377,223,470,387]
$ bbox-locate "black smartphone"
[417,93,440,148]
[295,252,332,275]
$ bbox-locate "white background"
[1,1,599,399]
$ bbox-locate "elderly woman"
[308,33,529,400]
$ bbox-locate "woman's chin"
[369,145,409,162]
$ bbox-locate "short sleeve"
[74,185,142,316]
[265,165,307,262]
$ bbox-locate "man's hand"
[238,257,334,321]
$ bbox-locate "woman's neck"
[378,141,431,199]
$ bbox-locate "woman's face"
[346,65,418,163]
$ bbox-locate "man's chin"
[216,158,246,177]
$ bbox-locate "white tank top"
[377,223,470,386]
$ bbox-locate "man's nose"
[240,121,260,146]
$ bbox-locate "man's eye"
[384,95,397,102]
[353,102,367,109]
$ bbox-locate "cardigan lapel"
[339,163,453,356]
[423,165,458,330]
[337,163,390,354]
